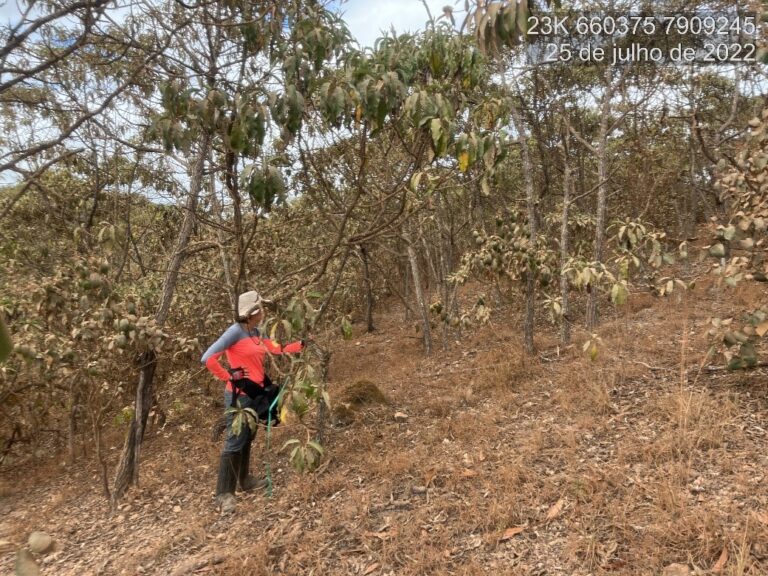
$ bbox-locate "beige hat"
[237,290,271,320]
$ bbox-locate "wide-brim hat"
[237,290,271,320]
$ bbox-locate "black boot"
[238,440,267,492]
[215,452,238,514]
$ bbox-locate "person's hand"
[228,367,247,381]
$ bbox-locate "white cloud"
[338,0,462,49]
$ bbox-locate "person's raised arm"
[261,337,303,355]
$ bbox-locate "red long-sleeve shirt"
[201,323,302,391]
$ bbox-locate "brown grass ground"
[1,273,768,575]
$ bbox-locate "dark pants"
[222,390,257,454]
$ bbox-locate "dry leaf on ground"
[712,545,728,572]
[499,526,525,542]
[545,498,565,521]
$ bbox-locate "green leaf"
[231,411,244,438]
[726,357,745,371]
[517,0,529,37]
[740,342,758,367]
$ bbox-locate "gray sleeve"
[200,324,242,364]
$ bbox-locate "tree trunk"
[510,101,537,355]
[359,245,375,332]
[402,240,411,323]
[209,149,237,316]
[112,133,210,505]
[434,192,452,350]
[67,381,77,464]
[687,121,698,239]
[586,65,613,330]
[560,148,572,345]
[404,231,432,355]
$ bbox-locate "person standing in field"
[201,290,304,514]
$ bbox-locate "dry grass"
[2,279,768,575]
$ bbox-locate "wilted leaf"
[545,498,565,521]
[610,283,627,306]
[712,545,728,573]
[341,316,353,340]
[430,118,442,150]
[709,243,726,257]
[410,171,424,191]
[307,440,324,456]
[499,526,524,541]
[755,321,768,337]
[458,150,470,172]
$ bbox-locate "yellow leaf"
[756,320,768,337]
[458,150,470,172]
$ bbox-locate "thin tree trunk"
[67,381,77,464]
[209,149,237,315]
[435,192,452,350]
[510,101,537,355]
[404,231,432,355]
[586,65,613,330]
[112,133,210,505]
[360,244,375,332]
[402,241,411,323]
[560,146,572,345]
[687,122,698,239]
[314,347,332,445]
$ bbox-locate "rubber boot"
[215,452,238,515]
[238,440,267,492]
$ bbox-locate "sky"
[0,0,459,43]
[335,0,461,48]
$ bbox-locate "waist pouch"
[231,374,281,425]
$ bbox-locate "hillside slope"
[1,275,768,576]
